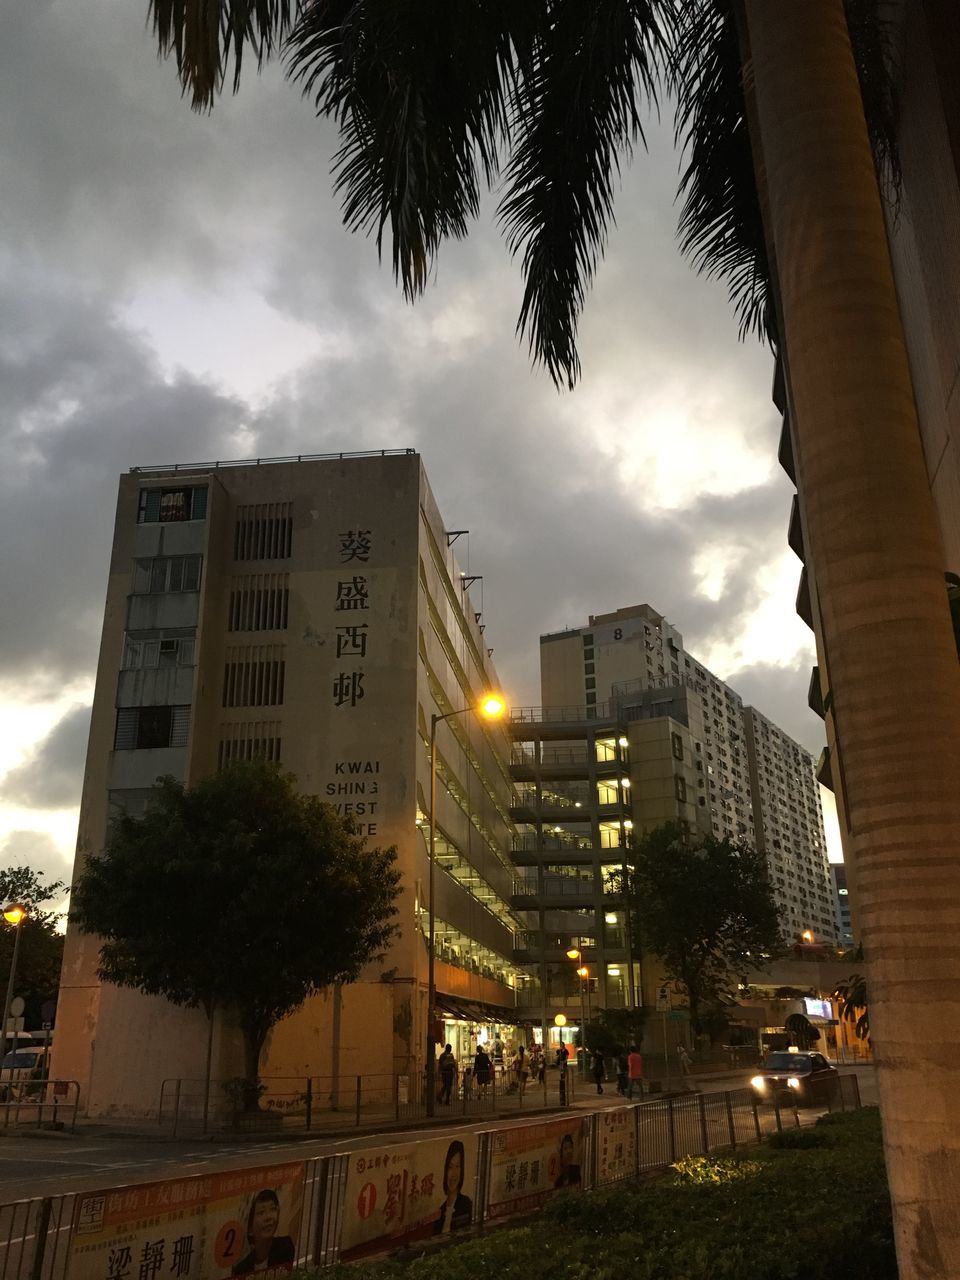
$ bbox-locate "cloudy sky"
[0,0,840,893]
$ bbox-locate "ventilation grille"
[228,573,290,631]
[222,645,285,707]
[218,721,282,769]
[233,502,293,561]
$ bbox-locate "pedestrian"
[556,1043,569,1069]
[678,1044,694,1091]
[626,1044,644,1100]
[514,1045,529,1097]
[473,1045,492,1098]
[438,1043,457,1105]
[616,1045,629,1096]
[530,1043,545,1085]
[591,1048,606,1095]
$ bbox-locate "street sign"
[10,997,25,1017]
[655,984,672,1012]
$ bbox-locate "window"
[675,776,687,802]
[114,705,190,750]
[671,732,684,762]
[234,503,293,561]
[582,633,594,646]
[122,631,195,669]
[133,556,202,595]
[222,659,285,707]
[585,676,596,691]
[138,486,208,523]
[584,661,595,675]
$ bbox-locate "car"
[749,1051,839,1107]
[0,1043,52,1102]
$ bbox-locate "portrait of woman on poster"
[553,1133,581,1189]
[232,1188,296,1275]
[433,1140,473,1234]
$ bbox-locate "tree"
[621,822,782,1049]
[582,1007,647,1058]
[784,1013,821,1052]
[70,759,401,1099]
[834,973,869,1043]
[143,5,960,1272]
[0,865,66,1027]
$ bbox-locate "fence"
[4,1074,861,1280]
[158,1066,578,1135]
[0,1082,80,1134]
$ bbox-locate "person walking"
[514,1045,529,1098]
[616,1045,629,1096]
[678,1043,695,1091]
[438,1044,457,1105]
[591,1048,606,1095]
[473,1045,492,1099]
[626,1044,644,1100]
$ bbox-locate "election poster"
[595,1106,638,1185]
[486,1117,587,1220]
[67,1162,304,1280]
[340,1133,478,1260]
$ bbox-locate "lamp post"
[425,693,506,1117]
[1,904,28,1060]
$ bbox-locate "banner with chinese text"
[486,1117,587,1220]
[595,1106,638,1184]
[339,1134,478,1260]
[67,1162,304,1280]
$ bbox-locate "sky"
[0,0,842,896]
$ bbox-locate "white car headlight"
[787,1077,800,1089]
[750,1076,766,1090]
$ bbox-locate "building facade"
[53,451,528,1115]
[831,864,855,950]
[537,604,836,946]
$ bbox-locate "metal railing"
[3,1074,862,1280]
[158,1067,578,1136]
[0,1082,80,1133]
[129,449,417,474]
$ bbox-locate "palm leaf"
[150,0,300,109]
[498,0,667,388]
[672,0,775,346]
[287,0,537,300]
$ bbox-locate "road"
[0,1066,875,1202]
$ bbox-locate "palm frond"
[672,0,775,347]
[287,0,536,299]
[149,0,299,109]
[845,0,903,203]
[498,0,667,389]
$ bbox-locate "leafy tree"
[621,822,782,1048]
[70,759,401,1098]
[0,866,66,1027]
[834,973,870,1042]
[582,1007,647,1057]
[784,1012,821,1051]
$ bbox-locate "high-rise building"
[831,864,855,950]
[52,451,527,1116]
[538,604,836,946]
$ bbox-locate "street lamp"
[425,692,506,1116]
[1,903,28,1060]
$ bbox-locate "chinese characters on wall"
[333,529,372,709]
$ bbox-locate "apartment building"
[538,604,836,947]
[52,451,527,1115]
[831,864,855,950]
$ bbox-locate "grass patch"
[300,1108,895,1280]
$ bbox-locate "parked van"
[0,1040,52,1101]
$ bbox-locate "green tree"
[834,973,869,1043]
[622,822,782,1048]
[784,1012,821,1051]
[70,759,401,1097]
[0,866,66,1027]
[582,1007,647,1057]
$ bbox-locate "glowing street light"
[426,692,506,1116]
[1,903,28,1059]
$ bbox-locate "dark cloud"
[2,705,91,809]
[0,830,73,886]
